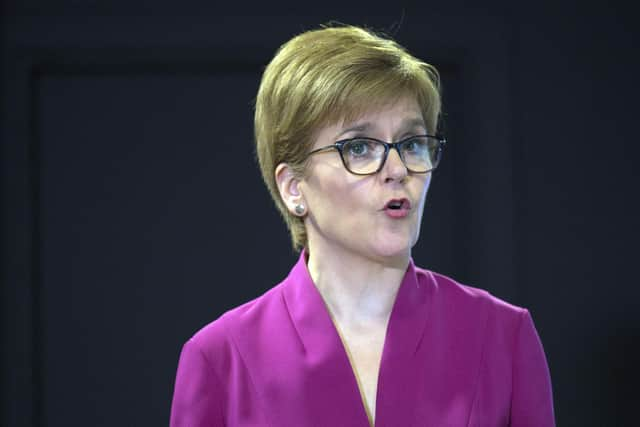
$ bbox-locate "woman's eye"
[347,141,370,157]
[403,138,426,155]
[404,141,417,152]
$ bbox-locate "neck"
[305,239,409,328]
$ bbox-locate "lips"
[383,198,411,219]
[384,198,411,211]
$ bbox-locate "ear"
[275,163,306,216]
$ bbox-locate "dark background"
[2,2,638,426]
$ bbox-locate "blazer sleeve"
[510,309,555,427]
[170,338,225,427]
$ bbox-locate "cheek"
[324,181,367,216]
[421,174,432,198]
[416,176,432,217]
[303,168,359,214]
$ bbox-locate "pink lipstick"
[383,198,411,218]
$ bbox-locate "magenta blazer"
[170,252,555,426]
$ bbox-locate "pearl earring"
[294,204,305,215]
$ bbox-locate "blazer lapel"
[375,259,432,427]
[282,251,371,427]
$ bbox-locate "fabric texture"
[170,252,555,426]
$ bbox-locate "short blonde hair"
[254,24,442,251]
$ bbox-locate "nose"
[382,147,408,182]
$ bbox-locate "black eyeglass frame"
[305,134,447,176]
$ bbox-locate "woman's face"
[299,95,432,263]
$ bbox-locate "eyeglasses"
[305,134,446,175]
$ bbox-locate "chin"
[369,236,412,260]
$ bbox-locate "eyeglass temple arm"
[307,144,340,156]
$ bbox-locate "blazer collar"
[281,249,432,426]
[282,249,430,355]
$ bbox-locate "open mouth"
[385,198,410,210]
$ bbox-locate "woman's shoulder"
[183,281,288,357]
[413,264,528,323]
[412,265,543,367]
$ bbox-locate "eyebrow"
[336,117,427,139]
[334,123,370,139]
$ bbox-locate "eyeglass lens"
[342,136,439,174]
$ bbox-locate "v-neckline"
[328,300,390,426]
[282,250,432,426]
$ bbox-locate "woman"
[170,24,555,426]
